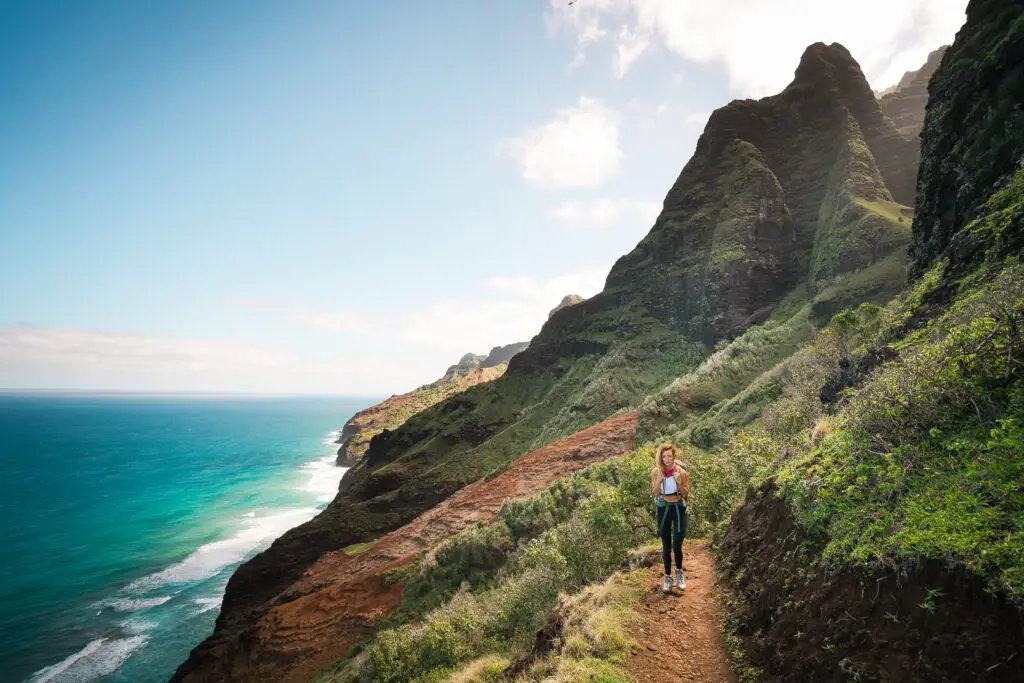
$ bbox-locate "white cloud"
[0,326,294,371]
[485,268,607,301]
[552,198,660,229]
[277,269,608,355]
[548,0,966,96]
[0,267,611,394]
[0,325,442,395]
[391,268,607,350]
[500,97,622,188]
[614,25,651,77]
[291,309,379,336]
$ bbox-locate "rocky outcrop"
[547,294,585,319]
[910,0,1024,277]
[879,46,948,140]
[334,344,529,465]
[174,42,930,683]
[718,482,1024,682]
[170,413,639,683]
[479,341,530,368]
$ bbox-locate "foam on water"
[30,636,149,683]
[192,598,222,615]
[94,596,171,612]
[296,455,348,502]
[119,618,158,635]
[124,507,320,593]
[296,456,348,505]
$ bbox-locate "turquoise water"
[0,394,373,683]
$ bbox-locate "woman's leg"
[673,503,687,570]
[656,504,672,576]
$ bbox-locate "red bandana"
[663,465,676,477]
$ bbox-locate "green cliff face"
[712,4,1024,679]
[291,30,1024,681]
[192,43,918,639]
[911,0,1024,276]
[353,41,916,528]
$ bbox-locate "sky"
[0,0,968,395]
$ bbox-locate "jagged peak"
[791,41,870,91]
[703,41,879,143]
[548,294,585,319]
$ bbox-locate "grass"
[340,363,509,461]
[808,114,912,293]
[342,539,379,556]
[639,299,816,442]
[774,261,1024,600]
[317,424,785,682]
[318,448,682,682]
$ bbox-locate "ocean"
[0,393,373,683]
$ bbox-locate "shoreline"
[24,430,350,683]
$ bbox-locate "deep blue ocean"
[0,394,374,683]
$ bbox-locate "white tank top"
[660,472,680,495]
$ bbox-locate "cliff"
[334,343,529,465]
[715,2,1024,679]
[878,46,948,140]
[172,43,925,683]
[910,0,1024,277]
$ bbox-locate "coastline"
[1,396,361,683]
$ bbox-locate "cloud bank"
[548,0,966,96]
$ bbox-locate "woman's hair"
[655,443,678,467]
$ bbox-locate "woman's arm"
[677,469,690,499]
[651,467,662,496]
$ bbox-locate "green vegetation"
[342,539,379,556]
[809,115,911,294]
[318,432,767,682]
[317,453,654,682]
[337,362,509,463]
[776,262,1024,600]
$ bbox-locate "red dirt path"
[623,540,737,683]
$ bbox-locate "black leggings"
[656,501,687,575]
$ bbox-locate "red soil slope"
[176,412,639,683]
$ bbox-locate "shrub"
[777,262,1024,601]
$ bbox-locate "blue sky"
[0,0,967,394]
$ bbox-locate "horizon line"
[0,388,386,400]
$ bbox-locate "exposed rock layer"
[879,46,948,140]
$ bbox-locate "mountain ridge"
[171,41,932,683]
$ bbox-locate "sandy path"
[624,540,737,683]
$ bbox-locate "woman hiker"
[651,443,689,594]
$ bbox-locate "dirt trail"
[176,412,639,683]
[624,540,737,683]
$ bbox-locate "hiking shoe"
[662,576,673,594]
[675,569,686,590]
